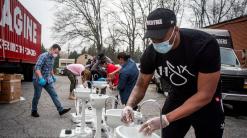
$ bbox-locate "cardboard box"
[0,73,4,92]
[3,74,22,81]
[0,79,22,103]
[0,73,4,81]
[14,74,23,80]
[3,74,17,80]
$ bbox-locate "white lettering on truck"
[14,6,22,36]
[0,0,37,44]
[216,39,228,45]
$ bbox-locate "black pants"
[162,96,225,138]
[64,69,77,94]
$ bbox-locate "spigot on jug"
[104,96,119,115]
[137,99,163,136]
[134,111,143,125]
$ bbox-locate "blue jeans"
[32,81,63,112]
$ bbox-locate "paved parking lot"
[0,75,247,138]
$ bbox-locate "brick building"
[205,15,247,67]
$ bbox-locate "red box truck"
[0,0,41,81]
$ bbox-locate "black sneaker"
[31,111,40,117]
[59,108,71,116]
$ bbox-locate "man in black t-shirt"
[121,8,225,138]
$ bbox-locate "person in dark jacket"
[117,52,139,107]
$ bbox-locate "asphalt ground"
[0,75,247,138]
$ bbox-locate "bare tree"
[51,0,104,53]
[110,0,139,56]
[136,0,155,50]
[190,0,207,27]
[51,0,188,57]
[134,0,185,50]
[104,18,122,53]
[226,0,247,19]
[158,0,185,14]
[205,0,236,25]
[157,0,186,26]
[190,0,246,28]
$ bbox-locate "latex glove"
[139,115,169,136]
[121,106,134,124]
[52,75,57,83]
[38,77,46,86]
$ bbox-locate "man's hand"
[108,73,115,80]
[109,82,117,90]
[121,106,134,124]
[110,86,117,91]
[139,115,169,135]
[126,73,153,109]
[52,76,57,83]
[38,77,46,86]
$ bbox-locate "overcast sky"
[19,0,56,49]
[18,0,192,51]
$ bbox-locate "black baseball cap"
[144,8,176,39]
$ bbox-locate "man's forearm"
[126,85,145,107]
[51,69,54,75]
[126,73,152,108]
[166,91,213,123]
[113,66,121,75]
[166,71,220,123]
[35,70,42,78]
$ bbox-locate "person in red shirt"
[100,60,121,108]
[100,60,121,89]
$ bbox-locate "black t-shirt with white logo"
[140,28,221,102]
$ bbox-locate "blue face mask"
[153,27,177,54]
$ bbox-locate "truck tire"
[23,65,33,81]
